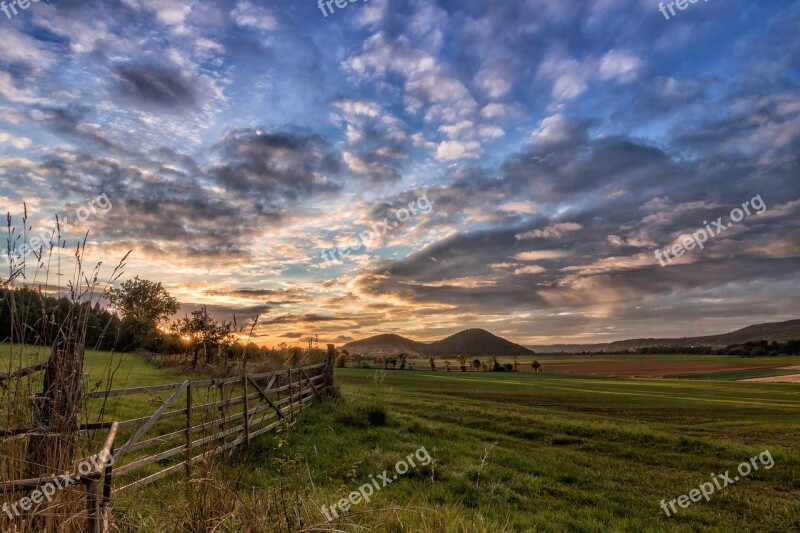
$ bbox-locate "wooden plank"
[127,427,185,454]
[114,380,189,463]
[300,369,320,397]
[81,422,119,481]
[247,376,284,419]
[114,442,188,476]
[113,461,186,493]
[116,406,186,430]
[86,383,181,399]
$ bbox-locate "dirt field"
[523,361,782,378]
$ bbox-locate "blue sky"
[1,0,799,346]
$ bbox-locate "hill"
[342,333,428,355]
[528,319,800,353]
[427,329,535,357]
[343,329,534,357]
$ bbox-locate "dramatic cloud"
[0,0,797,346]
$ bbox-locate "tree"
[513,356,518,372]
[429,357,436,371]
[532,359,541,372]
[399,353,408,370]
[109,277,179,349]
[472,358,481,372]
[445,360,451,372]
[172,306,235,368]
[458,355,467,372]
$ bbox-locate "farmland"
[95,352,800,532]
[3,346,799,531]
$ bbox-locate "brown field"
[521,360,781,377]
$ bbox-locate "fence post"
[287,369,293,420]
[86,480,100,533]
[243,374,250,446]
[102,447,114,531]
[325,344,336,393]
[185,382,193,478]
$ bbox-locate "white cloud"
[231,1,279,32]
[517,222,582,240]
[435,140,481,161]
[514,265,546,275]
[0,132,32,150]
[515,250,570,261]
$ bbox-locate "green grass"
[4,346,799,531]
[118,367,799,531]
[678,367,800,381]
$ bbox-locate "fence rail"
[0,346,337,532]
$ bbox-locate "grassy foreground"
[117,367,799,532]
[3,347,798,530]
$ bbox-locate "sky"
[0,0,798,347]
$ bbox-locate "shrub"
[365,403,388,427]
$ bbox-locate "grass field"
[3,347,799,531]
[120,366,799,531]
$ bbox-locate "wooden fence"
[0,345,336,532]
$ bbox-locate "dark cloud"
[113,64,197,111]
[263,313,350,325]
[211,129,342,204]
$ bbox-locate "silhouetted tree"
[109,276,179,349]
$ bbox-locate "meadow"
[3,347,799,531]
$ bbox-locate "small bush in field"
[333,400,387,427]
[365,403,387,426]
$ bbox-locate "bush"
[333,400,387,428]
[365,403,388,427]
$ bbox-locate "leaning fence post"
[102,446,113,531]
[185,382,193,478]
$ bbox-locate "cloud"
[514,265,546,275]
[514,250,570,261]
[517,222,582,240]
[210,129,341,202]
[231,1,279,32]
[113,64,198,111]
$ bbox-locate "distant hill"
[343,329,534,357]
[342,333,427,355]
[528,319,800,353]
[426,329,535,357]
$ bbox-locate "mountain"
[343,329,535,357]
[528,319,800,353]
[342,333,427,355]
[426,329,535,357]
